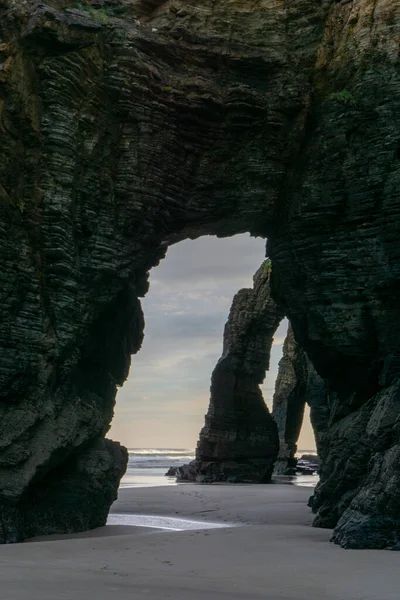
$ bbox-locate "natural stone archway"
[176,262,283,483]
[271,323,327,475]
[1,0,400,547]
[272,323,308,475]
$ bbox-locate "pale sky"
[109,234,316,452]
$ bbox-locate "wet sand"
[0,484,398,600]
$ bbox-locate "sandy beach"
[0,484,398,600]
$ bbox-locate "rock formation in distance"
[271,323,328,479]
[272,324,308,475]
[177,263,283,483]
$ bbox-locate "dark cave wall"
[268,0,400,547]
[0,0,400,548]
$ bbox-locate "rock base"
[0,439,127,543]
[175,459,275,484]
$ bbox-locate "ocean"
[120,449,319,489]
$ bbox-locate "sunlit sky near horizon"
[109,234,316,451]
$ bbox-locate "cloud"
[152,235,267,287]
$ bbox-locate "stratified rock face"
[268,2,400,547]
[180,265,283,483]
[279,2,400,547]
[0,0,319,539]
[304,358,329,459]
[0,438,128,542]
[272,324,308,474]
[331,400,400,549]
[311,380,400,548]
[272,325,327,475]
[1,0,400,546]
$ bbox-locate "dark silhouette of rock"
[0,0,400,546]
[299,455,321,467]
[272,324,308,474]
[165,466,178,477]
[178,264,283,483]
[272,325,327,476]
[0,439,127,543]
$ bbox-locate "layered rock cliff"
[177,263,283,483]
[1,0,400,547]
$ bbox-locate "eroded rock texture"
[270,1,400,548]
[272,324,308,475]
[178,264,283,483]
[0,439,128,542]
[1,0,400,546]
[272,324,327,475]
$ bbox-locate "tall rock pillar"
[178,263,284,483]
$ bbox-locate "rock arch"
[1,0,400,548]
[271,323,327,475]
